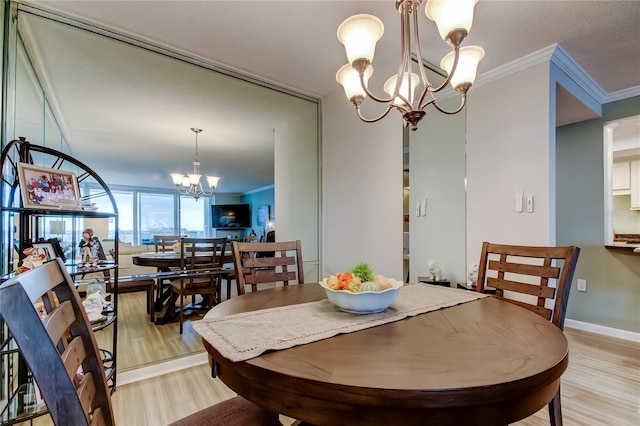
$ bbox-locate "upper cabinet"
[631,160,640,210]
[613,161,631,193]
[613,159,640,210]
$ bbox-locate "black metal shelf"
[1,139,120,424]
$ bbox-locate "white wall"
[466,62,553,266]
[275,102,320,282]
[322,66,404,280]
[409,95,466,284]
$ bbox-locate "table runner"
[193,284,488,362]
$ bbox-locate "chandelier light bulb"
[171,173,184,185]
[440,45,484,91]
[337,14,384,65]
[336,63,373,103]
[426,0,478,44]
[384,72,420,107]
[206,176,220,189]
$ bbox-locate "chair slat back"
[177,237,227,290]
[179,237,227,270]
[0,259,114,426]
[231,240,304,294]
[476,242,580,329]
[154,235,185,252]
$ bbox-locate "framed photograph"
[31,242,58,261]
[17,162,80,209]
[46,238,66,262]
[257,205,270,226]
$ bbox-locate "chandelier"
[336,0,484,131]
[170,128,220,201]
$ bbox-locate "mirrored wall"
[3,1,320,371]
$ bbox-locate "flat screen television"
[212,204,251,229]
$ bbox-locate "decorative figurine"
[79,228,97,262]
[468,263,479,289]
[15,247,46,274]
[427,259,445,281]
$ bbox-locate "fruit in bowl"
[320,263,403,314]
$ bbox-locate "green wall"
[241,187,275,238]
[557,96,640,333]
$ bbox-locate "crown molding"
[471,43,639,106]
[472,45,556,91]
[243,184,274,195]
[549,44,607,103]
[604,85,640,103]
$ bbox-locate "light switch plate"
[515,189,524,212]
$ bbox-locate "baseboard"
[565,319,640,343]
[117,352,208,386]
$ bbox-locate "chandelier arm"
[354,104,395,123]
[359,72,400,104]
[426,46,460,95]
[175,186,190,195]
[412,7,436,109]
[431,95,467,115]
[365,2,412,105]
[412,4,431,92]
[393,2,412,99]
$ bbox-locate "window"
[89,189,134,242]
[139,193,176,244]
[87,185,211,244]
[179,196,206,238]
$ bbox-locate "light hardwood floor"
[23,310,640,426]
[95,291,209,370]
[107,327,639,426]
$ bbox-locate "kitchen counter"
[606,242,640,254]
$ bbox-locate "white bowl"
[319,279,403,314]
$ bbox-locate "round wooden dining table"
[132,251,232,324]
[201,283,569,426]
[132,251,233,270]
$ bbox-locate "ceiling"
[19,0,640,192]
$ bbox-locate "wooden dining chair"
[0,259,281,426]
[153,235,185,253]
[231,240,304,295]
[476,241,580,426]
[169,237,227,334]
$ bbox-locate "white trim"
[604,85,640,103]
[473,43,640,105]
[565,319,640,343]
[550,44,607,103]
[117,352,208,386]
[243,184,274,195]
[473,45,556,91]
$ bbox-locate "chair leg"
[179,293,184,334]
[147,286,155,323]
[548,386,562,426]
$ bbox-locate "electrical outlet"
[577,279,587,292]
